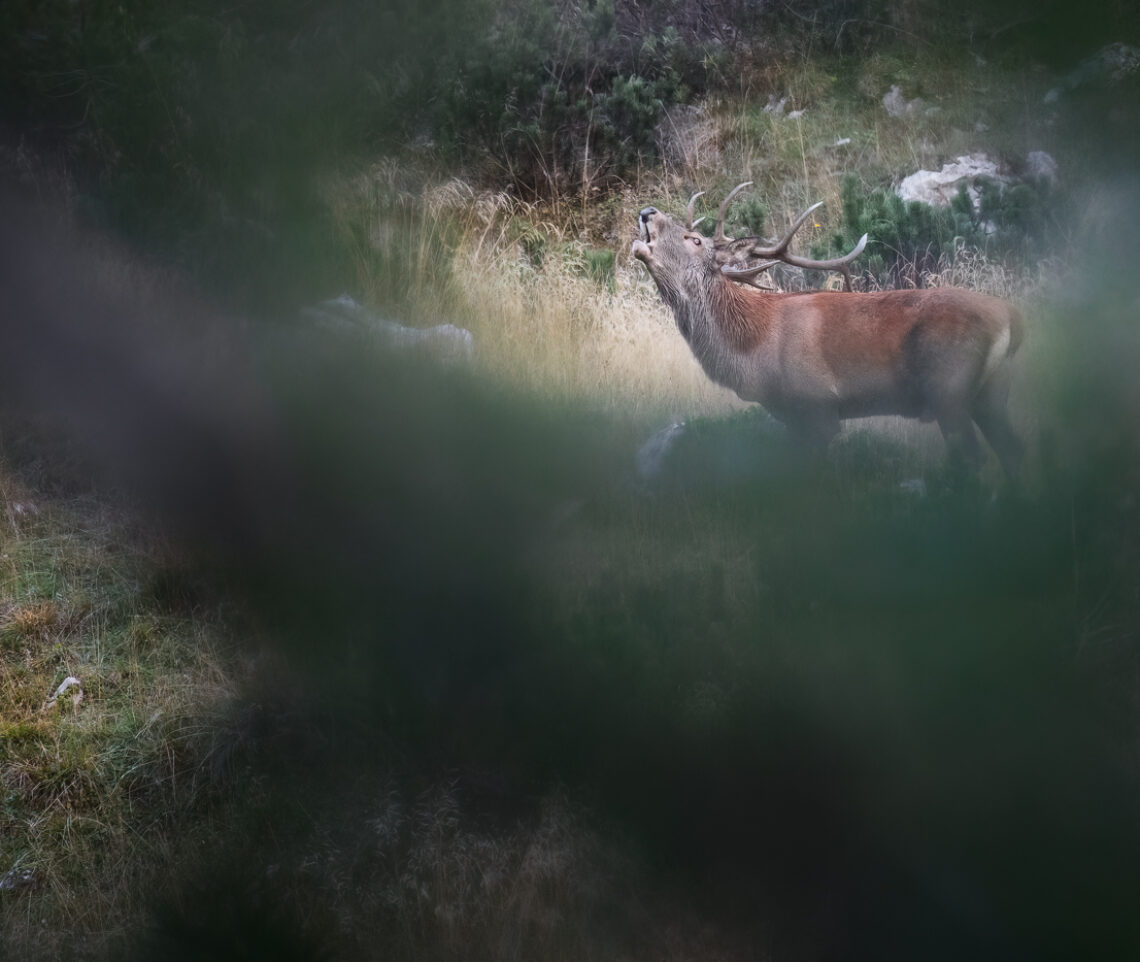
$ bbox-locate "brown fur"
[632,207,1024,474]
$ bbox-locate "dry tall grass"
[328,168,747,421]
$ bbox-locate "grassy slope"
[0,454,243,957]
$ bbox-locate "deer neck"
[673,276,773,394]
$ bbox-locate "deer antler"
[712,182,752,244]
[744,202,825,258]
[707,184,868,292]
[720,259,781,290]
[738,217,868,291]
[770,233,869,292]
[686,191,705,231]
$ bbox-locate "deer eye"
[691,236,702,246]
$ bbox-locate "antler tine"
[713,181,753,244]
[721,260,780,282]
[686,191,705,230]
[748,202,824,257]
[776,232,869,283]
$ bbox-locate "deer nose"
[639,207,657,221]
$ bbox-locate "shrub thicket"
[824,172,1056,286]
[421,0,723,197]
[0,0,727,303]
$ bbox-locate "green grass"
[0,470,243,959]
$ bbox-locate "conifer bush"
[826,172,1058,286]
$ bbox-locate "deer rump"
[632,185,1024,476]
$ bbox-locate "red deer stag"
[631,183,1024,475]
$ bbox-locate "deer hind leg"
[937,410,984,470]
[971,369,1024,478]
[788,415,840,453]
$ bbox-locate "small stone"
[637,422,686,482]
[882,85,924,119]
[1026,150,1059,183]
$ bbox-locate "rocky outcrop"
[301,295,475,366]
[896,154,1007,208]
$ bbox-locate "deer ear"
[712,238,758,266]
[722,237,762,255]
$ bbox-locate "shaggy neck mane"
[710,275,771,352]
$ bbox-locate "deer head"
[631,182,868,304]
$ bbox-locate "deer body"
[633,192,1024,473]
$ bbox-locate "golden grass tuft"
[451,240,744,417]
[3,600,59,639]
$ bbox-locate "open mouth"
[639,209,659,244]
[632,210,656,263]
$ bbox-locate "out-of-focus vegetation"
[3,1,1140,960]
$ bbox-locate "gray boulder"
[302,294,475,366]
[882,85,924,119]
[1045,42,1140,102]
[1026,150,1059,183]
[636,422,686,483]
[896,153,1007,209]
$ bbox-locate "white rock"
[1026,150,1059,182]
[302,295,475,365]
[42,676,83,712]
[0,869,35,892]
[637,422,686,482]
[882,85,924,119]
[1042,43,1140,103]
[1101,42,1140,81]
[896,153,1007,208]
[899,478,927,498]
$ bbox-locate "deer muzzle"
[632,207,661,263]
